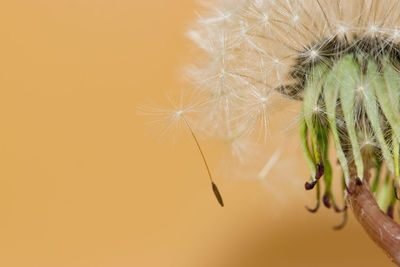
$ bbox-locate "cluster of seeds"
[185,0,400,221]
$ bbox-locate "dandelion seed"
[181,114,225,207]
[139,93,224,206]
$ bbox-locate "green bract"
[301,54,400,216]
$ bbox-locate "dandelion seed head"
[185,0,400,141]
[157,0,400,211]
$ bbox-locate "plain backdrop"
[0,0,394,266]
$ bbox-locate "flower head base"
[300,51,400,221]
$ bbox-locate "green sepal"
[336,55,364,179]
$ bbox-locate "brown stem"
[347,170,400,265]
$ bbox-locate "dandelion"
[160,0,400,263]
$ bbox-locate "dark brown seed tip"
[212,182,224,207]
[387,205,395,219]
[323,193,332,208]
[305,180,317,190]
[315,163,324,180]
[355,177,363,186]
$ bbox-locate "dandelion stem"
[347,164,400,265]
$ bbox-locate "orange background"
[0,0,394,266]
